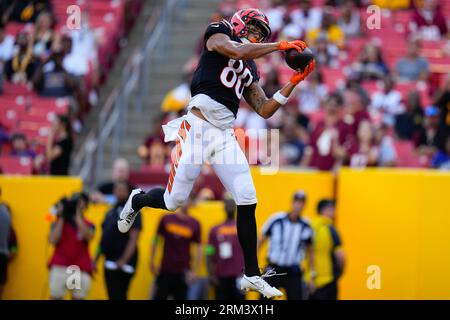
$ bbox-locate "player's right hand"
[278,40,307,52]
[290,60,315,85]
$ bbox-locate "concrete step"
[86,0,220,177]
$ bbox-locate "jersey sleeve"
[330,226,342,248]
[204,21,233,44]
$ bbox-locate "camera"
[54,192,89,221]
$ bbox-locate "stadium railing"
[72,0,189,188]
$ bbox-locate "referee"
[257,190,316,300]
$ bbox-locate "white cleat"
[240,275,283,299]
[117,188,143,233]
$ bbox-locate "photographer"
[48,192,95,300]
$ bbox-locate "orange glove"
[278,40,307,52]
[290,60,315,85]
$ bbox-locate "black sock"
[131,187,167,211]
[236,203,260,277]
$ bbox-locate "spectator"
[3,0,52,24]
[161,68,193,114]
[279,114,307,166]
[0,126,9,151]
[65,12,98,75]
[345,120,380,168]
[306,199,344,300]
[350,43,389,81]
[62,12,100,105]
[0,199,17,300]
[396,40,430,81]
[31,11,54,58]
[290,0,323,38]
[343,88,370,136]
[413,105,443,158]
[258,190,315,300]
[206,193,244,300]
[92,158,134,205]
[280,14,303,41]
[409,0,448,41]
[10,132,36,158]
[395,90,424,140]
[433,74,450,136]
[296,70,328,114]
[46,115,73,176]
[138,117,168,167]
[96,181,142,300]
[32,50,78,97]
[9,131,45,171]
[370,76,405,127]
[48,192,94,300]
[337,0,361,38]
[375,124,398,167]
[0,23,15,62]
[305,93,350,171]
[150,197,202,300]
[4,32,38,84]
[265,0,288,36]
[431,135,450,170]
[311,34,339,67]
[307,10,345,48]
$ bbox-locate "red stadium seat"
[0,156,33,175]
[393,140,429,168]
[19,128,48,146]
[29,96,70,113]
[19,120,51,132]
[20,113,54,124]
[321,67,346,92]
[3,82,32,95]
[27,108,58,120]
[4,22,26,36]
[0,108,21,131]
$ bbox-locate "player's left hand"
[278,40,307,52]
[290,60,315,85]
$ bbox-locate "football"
[284,47,315,72]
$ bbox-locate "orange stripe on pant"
[167,120,191,194]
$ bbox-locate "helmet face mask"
[230,8,271,43]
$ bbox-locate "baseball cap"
[425,105,439,117]
[293,190,307,201]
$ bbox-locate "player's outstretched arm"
[207,33,306,60]
[243,61,315,119]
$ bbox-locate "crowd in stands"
[0,0,143,175]
[138,0,450,184]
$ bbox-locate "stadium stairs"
[75,0,220,183]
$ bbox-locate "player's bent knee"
[165,192,189,211]
[234,183,257,205]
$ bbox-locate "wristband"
[273,90,289,105]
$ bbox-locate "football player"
[118,8,315,298]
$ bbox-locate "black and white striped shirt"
[262,212,313,267]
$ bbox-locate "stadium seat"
[393,140,428,168]
[0,108,21,131]
[4,22,26,36]
[3,82,32,95]
[0,156,33,175]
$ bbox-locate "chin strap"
[240,36,258,44]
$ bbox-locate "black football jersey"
[190,20,260,117]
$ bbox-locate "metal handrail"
[72,0,185,188]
